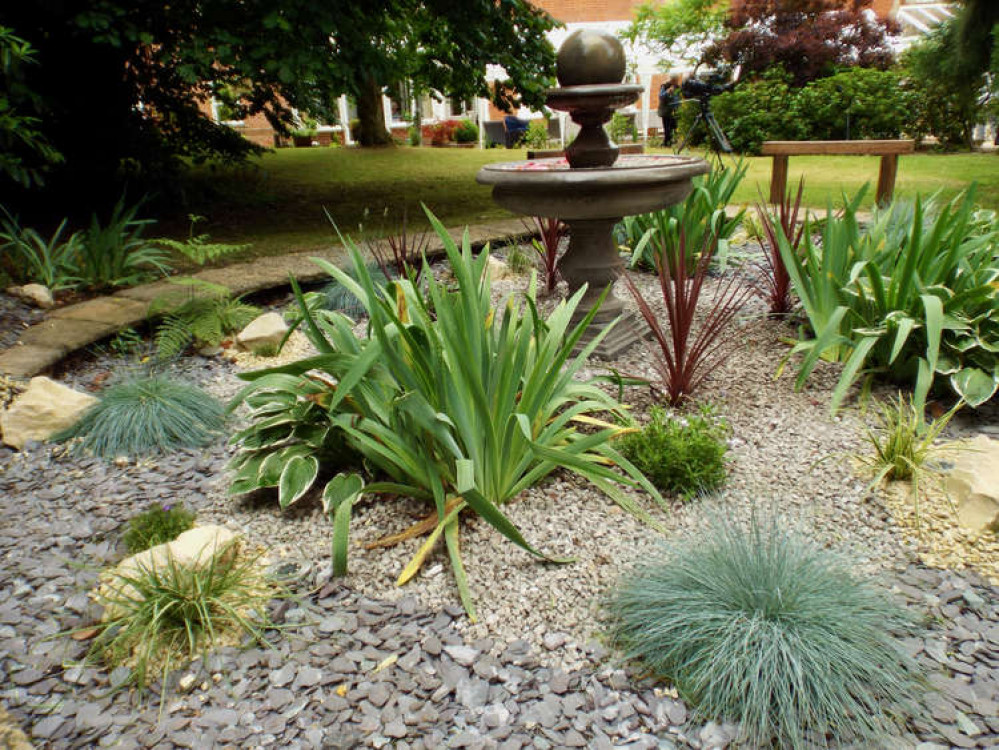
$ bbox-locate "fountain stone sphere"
[556,30,627,87]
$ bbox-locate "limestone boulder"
[944,435,999,534]
[96,525,239,620]
[236,312,288,352]
[18,283,55,309]
[486,255,517,281]
[0,376,98,450]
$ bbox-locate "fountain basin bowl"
[476,154,710,220]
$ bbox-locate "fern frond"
[155,315,194,360]
[153,235,250,266]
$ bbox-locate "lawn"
[180,145,999,259]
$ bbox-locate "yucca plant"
[89,539,277,692]
[0,209,82,290]
[522,215,566,294]
[624,231,752,405]
[233,209,664,620]
[782,187,999,412]
[57,375,225,457]
[751,178,805,316]
[76,196,172,289]
[623,160,747,271]
[609,513,924,749]
[150,278,260,359]
[857,393,961,529]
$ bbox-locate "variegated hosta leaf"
[278,454,319,508]
[951,368,999,408]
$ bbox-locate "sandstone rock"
[486,255,516,281]
[944,435,999,533]
[0,705,33,750]
[236,313,288,352]
[96,525,239,620]
[0,376,98,450]
[15,283,55,309]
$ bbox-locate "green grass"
[175,145,999,261]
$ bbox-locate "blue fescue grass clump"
[58,375,225,457]
[609,514,925,749]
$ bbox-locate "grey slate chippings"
[0,268,998,748]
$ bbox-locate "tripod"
[675,96,732,154]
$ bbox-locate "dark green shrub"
[122,503,197,553]
[608,112,637,143]
[453,119,479,143]
[793,68,909,141]
[58,375,226,457]
[618,406,729,498]
[609,514,924,749]
[710,68,803,154]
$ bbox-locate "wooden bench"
[761,140,915,206]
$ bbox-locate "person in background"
[657,78,682,147]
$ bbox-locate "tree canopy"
[0,0,557,212]
[628,0,896,86]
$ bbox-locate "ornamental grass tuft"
[90,539,277,692]
[58,375,225,457]
[122,503,197,554]
[609,514,925,749]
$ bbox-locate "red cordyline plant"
[522,215,566,294]
[752,178,805,317]
[365,208,431,283]
[624,231,753,405]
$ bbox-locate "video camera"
[680,74,733,102]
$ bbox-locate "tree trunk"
[356,74,394,147]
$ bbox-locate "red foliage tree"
[704,0,898,86]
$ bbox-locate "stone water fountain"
[477,29,709,358]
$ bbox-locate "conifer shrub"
[618,406,729,499]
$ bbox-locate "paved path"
[0,219,528,378]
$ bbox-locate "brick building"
[213,0,955,148]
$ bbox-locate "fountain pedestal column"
[559,217,648,358]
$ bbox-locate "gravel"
[1,255,997,747]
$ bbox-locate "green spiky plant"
[89,539,277,693]
[150,278,260,359]
[57,375,225,457]
[856,393,962,529]
[610,513,925,749]
[232,208,665,620]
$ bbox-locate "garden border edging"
[0,218,531,378]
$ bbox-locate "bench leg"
[876,154,898,206]
[770,155,789,205]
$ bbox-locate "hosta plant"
[610,513,924,749]
[227,371,359,504]
[232,210,664,619]
[781,186,999,411]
